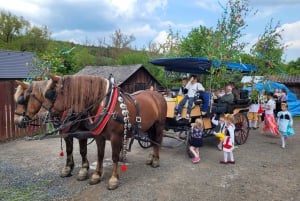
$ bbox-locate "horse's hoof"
[107,177,119,190]
[151,159,160,168]
[89,173,101,185]
[60,166,72,177]
[146,154,153,165]
[77,168,88,181]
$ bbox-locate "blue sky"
[1,0,300,62]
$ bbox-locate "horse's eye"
[45,89,56,101]
[17,96,26,105]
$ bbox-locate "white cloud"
[106,0,137,18]
[281,21,300,51]
[0,0,51,24]
[153,30,168,44]
[145,0,167,14]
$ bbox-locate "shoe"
[176,114,182,121]
[185,114,190,119]
[228,161,235,164]
[281,144,285,149]
[219,160,228,164]
[192,157,201,164]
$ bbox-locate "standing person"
[189,118,204,164]
[277,102,295,148]
[262,92,280,135]
[176,75,205,120]
[212,113,226,151]
[215,114,236,164]
[248,88,260,129]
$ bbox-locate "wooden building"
[76,64,165,93]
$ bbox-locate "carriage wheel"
[233,113,250,145]
[137,134,152,149]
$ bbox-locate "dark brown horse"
[14,80,91,181]
[44,74,167,189]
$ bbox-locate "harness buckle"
[112,112,118,120]
[136,116,141,123]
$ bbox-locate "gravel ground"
[1,119,300,201]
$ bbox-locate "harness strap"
[91,86,119,135]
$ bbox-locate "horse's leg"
[146,123,164,168]
[60,137,74,177]
[107,134,122,190]
[89,136,105,185]
[77,138,89,181]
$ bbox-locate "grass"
[0,180,51,201]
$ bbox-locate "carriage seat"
[227,99,250,113]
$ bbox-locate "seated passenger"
[176,75,205,120]
[229,82,240,102]
[218,85,234,104]
[178,77,188,96]
[212,85,234,114]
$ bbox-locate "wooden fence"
[0,80,45,142]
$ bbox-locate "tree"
[110,29,135,49]
[0,11,30,44]
[285,58,300,75]
[180,26,213,57]
[251,19,286,75]
[20,25,51,54]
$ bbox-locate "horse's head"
[14,80,49,128]
[43,74,63,114]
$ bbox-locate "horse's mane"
[14,83,27,102]
[14,80,50,102]
[55,75,109,112]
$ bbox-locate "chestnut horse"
[43,74,167,190]
[14,80,91,181]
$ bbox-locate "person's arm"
[178,87,183,95]
[211,116,219,126]
[185,80,192,89]
[289,111,293,127]
[197,83,205,91]
[277,111,280,125]
[227,125,235,144]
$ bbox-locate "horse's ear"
[48,74,60,82]
[15,80,29,89]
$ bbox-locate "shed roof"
[267,75,300,84]
[0,50,36,79]
[76,64,158,84]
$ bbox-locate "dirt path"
[1,120,300,201]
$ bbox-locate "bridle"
[14,83,48,123]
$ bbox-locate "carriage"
[137,57,257,152]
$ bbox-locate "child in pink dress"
[262,92,279,135]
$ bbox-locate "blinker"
[17,96,26,105]
[45,89,56,101]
